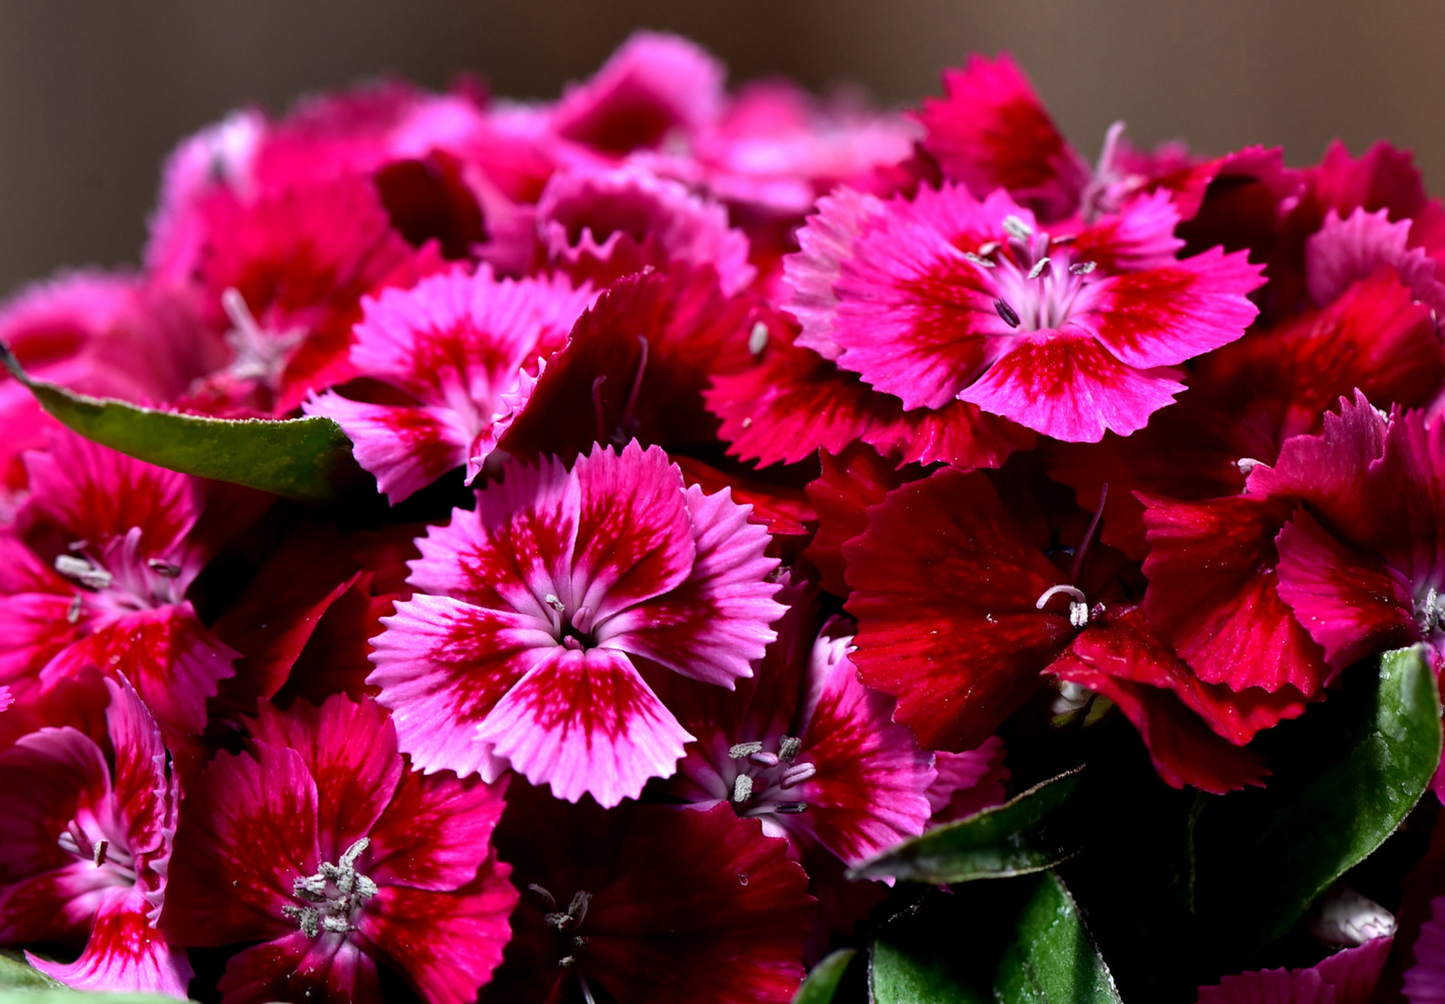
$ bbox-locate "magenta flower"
[0,429,240,734]
[1407,895,1445,1003]
[657,578,936,867]
[1197,935,1393,1004]
[482,781,813,1004]
[0,677,189,997]
[161,695,515,1004]
[305,263,593,502]
[792,182,1263,442]
[369,440,784,806]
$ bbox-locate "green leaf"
[793,948,856,1004]
[849,767,1081,884]
[1,342,362,503]
[0,953,60,991]
[992,873,1123,1004]
[1193,645,1443,953]
[867,873,1121,1004]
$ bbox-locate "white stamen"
[1035,583,1088,611]
[1069,602,1089,628]
[544,594,566,613]
[1308,885,1397,947]
[748,321,769,355]
[1236,457,1262,475]
[1070,261,1098,275]
[779,762,817,789]
[527,883,558,911]
[1051,681,1092,715]
[732,774,754,803]
[93,839,109,867]
[778,736,802,762]
[964,251,996,269]
[1002,215,1034,240]
[54,554,112,590]
[728,741,763,759]
[1028,257,1052,280]
[67,595,83,624]
[285,837,376,938]
[147,559,182,578]
[976,241,1001,257]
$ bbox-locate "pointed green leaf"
[992,873,1123,1004]
[1193,645,1443,953]
[1,343,362,503]
[850,768,1082,884]
[793,948,856,1004]
[867,873,1120,1004]
[0,953,59,991]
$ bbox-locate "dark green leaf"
[850,768,1081,883]
[793,948,856,1004]
[992,873,1123,1004]
[1194,645,1443,953]
[1,343,362,503]
[867,873,1120,1004]
[0,952,59,990]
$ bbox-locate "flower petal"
[215,930,381,1004]
[476,646,693,806]
[30,886,192,999]
[366,772,508,891]
[305,394,470,504]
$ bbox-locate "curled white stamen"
[1236,457,1262,475]
[544,594,566,613]
[1035,584,1088,611]
[1070,261,1098,275]
[964,251,996,269]
[732,774,754,803]
[748,321,769,355]
[1028,257,1052,280]
[1003,215,1034,240]
[728,741,763,759]
[778,736,802,762]
[977,241,1001,257]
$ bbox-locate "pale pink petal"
[956,330,1186,442]
[475,646,694,806]
[368,594,553,779]
[1406,896,1445,1004]
[927,736,1011,823]
[604,481,783,687]
[1307,207,1445,320]
[305,393,470,504]
[783,187,886,360]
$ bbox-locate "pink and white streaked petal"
[366,772,507,891]
[1406,895,1445,1004]
[1274,508,1419,670]
[41,603,239,736]
[1069,190,1184,273]
[927,736,1010,823]
[103,677,170,882]
[569,441,696,625]
[305,393,470,505]
[406,455,578,617]
[784,187,886,360]
[217,930,381,1004]
[368,595,553,779]
[29,886,192,999]
[357,861,518,1004]
[1308,207,1445,320]
[475,646,693,806]
[604,482,784,687]
[957,330,1186,442]
[786,632,935,866]
[0,592,83,689]
[1074,247,1264,370]
[0,864,121,945]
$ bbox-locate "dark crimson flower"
[161,695,515,1004]
[787,181,1263,441]
[0,677,189,997]
[656,577,936,867]
[1407,896,1445,1003]
[0,429,241,734]
[482,781,813,1004]
[306,263,593,502]
[369,440,784,806]
[549,31,725,156]
[532,164,756,294]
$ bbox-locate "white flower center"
[282,837,378,938]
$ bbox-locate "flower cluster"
[3,32,1445,1004]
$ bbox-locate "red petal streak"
[216,930,381,1004]
[1274,508,1418,670]
[366,771,508,891]
[844,467,1073,751]
[476,646,692,806]
[305,395,468,505]
[160,744,320,947]
[1141,494,1330,695]
[358,860,518,1004]
[957,329,1185,442]
[369,595,553,779]
[31,886,192,999]
[248,696,403,863]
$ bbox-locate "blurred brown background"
[1,0,1440,296]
